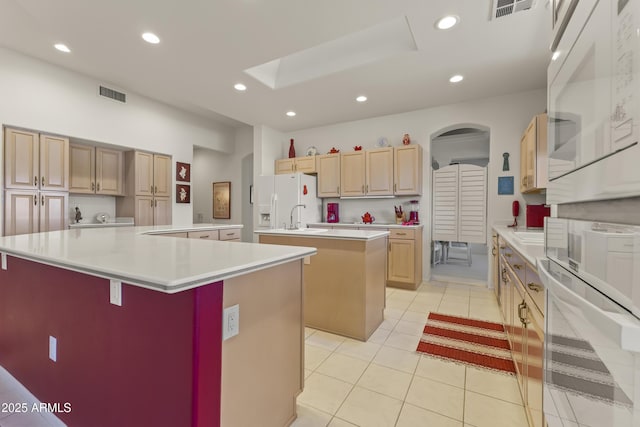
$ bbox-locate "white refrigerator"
[257,173,321,229]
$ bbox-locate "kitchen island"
[0,226,316,427]
[256,228,389,341]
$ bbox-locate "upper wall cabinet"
[317,154,341,197]
[366,148,394,196]
[340,151,366,196]
[69,144,124,195]
[275,156,317,174]
[4,128,69,191]
[394,145,422,196]
[520,113,548,194]
[133,151,171,197]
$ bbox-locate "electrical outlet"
[49,336,57,362]
[1,253,6,270]
[223,304,240,340]
[110,280,122,306]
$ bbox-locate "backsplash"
[320,196,421,224]
[69,195,117,224]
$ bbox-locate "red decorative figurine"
[289,138,296,158]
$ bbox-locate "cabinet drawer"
[188,230,219,240]
[389,228,415,240]
[220,228,241,241]
[509,251,527,286]
[160,232,188,238]
[525,264,545,314]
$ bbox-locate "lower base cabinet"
[4,190,68,236]
[387,227,423,290]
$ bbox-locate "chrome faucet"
[289,204,306,229]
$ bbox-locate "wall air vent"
[99,86,126,103]
[491,0,536,19]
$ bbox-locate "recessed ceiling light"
[142,32,160,44]
[234,83,247,91]
[286,111,296,117]
[436,15,459,30]
[54,43,71,53]
[356,95,367,102]
[551,51,561,61]
[449,74,464,83]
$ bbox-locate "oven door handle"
[538,258,640,353]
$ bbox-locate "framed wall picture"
[498,176,514,195]
[176,162,191,182]
[176,184,191,203]
[213,181,231,219]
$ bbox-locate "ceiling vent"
[491,0,536,19]
[99,86,126,103]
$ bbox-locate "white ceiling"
[0,0,551,132]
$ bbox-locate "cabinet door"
[4,128,39,190]
[388,239,415,283]
[366,148,393,196]
[154,197,172,226]
[511,273,527,395]
[520,132,528,192]
[525,299,544,427]
[525,119,536,192]
[39,191,68,232]
[96,148,123,195]
[275,158,295,174]
[69,144,96,194]
[458,164,487,244]
[4,190,39,236]
[294,156,316,173]
[135,196,154,226]
[153,154,171,197]
[340,151,365,196]
[40,134,69,191]
[432,165,459,242]
[317,154,340,197]
[188,230,219,240]
[134,152,154,196]
[394,145,422,195]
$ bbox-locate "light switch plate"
[110,280,122,306]
[1,253,6,270]
[223,304,240,340]
[49,336,57,362]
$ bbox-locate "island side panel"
[364,237,387,339]
[221,260,304,427]
[0,255,223,427]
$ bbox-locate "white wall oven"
[547,0,640,204]
[539,218,640,427]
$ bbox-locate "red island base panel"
[0,256,223,427]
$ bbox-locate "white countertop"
[492,224,544,266]
[255,228,389,241]
[0,225,314,294]
[307,222,423,230]
[143,223,243,234]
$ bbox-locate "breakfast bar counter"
[0,226,316,427]
[255,228,389,341]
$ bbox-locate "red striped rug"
[416,313,516,374]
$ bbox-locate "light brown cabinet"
[275,156,317,174]
[5,128,69,191]
[498,237,545,427]
[4,128,69,236]
[394,145,422,195]
[340,151,366,196]
[520,113,548,193]
[387,227,423,290]
[69,144,124,195]
[4,190,68,236]
[366,148,394,196]
[116,151,172,226]
[317,153,341,197]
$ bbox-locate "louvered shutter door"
[458,165,487,244]
[432,165,459,241]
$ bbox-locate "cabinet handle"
[518,301,530,325]
[34,195,37,205]
[505,253,512,258]
[501,268,507,282]
[199,235,210,239]
[226,232,234,236]
[395,232,406,236]
[97,183,100,191]
[361,185,364,193]
[155,200,158,207]
[151,185,154,194]
[513,264,522,270]
[491,247,497,256]
[34,176,38,186]
[527,282,542,293]
[394,183,397,192]
[337,186,340,194]
[155,186,158,193]
[91,182,95,191]
[41,195,44,206]
[150,199,153,208]
[388,242,391,252]
[41,176,45,186]
[366,184,368,193]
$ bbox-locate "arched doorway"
[430,125,490,285]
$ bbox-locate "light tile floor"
[294,280,529,427]
[0,281,528,427]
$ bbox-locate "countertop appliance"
[525,204,550,229]
[327,203,339,223]
[257,173,321,229]
[541,2,640,425]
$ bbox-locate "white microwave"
[550,0,579,51]
[547,0,640,205]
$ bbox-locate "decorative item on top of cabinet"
[394,144,422,196]
[402,133,411,145]
[520,113,548,193]
[116,151,172,226]
[69,143,124,195]
[288,138,296,158]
